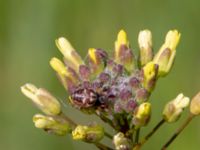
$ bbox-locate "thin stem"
[133,119,165,149]
[59,112,77,128]
[161,114,194,150]
[135,129,140,144]
[95,112,116,129]
[142,119,165,144]
[104,131,113,140]
[95,142,114,150]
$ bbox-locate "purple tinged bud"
[107,59,115,68]
[88,48,107,78]
[155,48,172,76]
[126,99,137,113]
[117,45,135,73]
[114,30,135,73]
[79,65,91,80]
[113,64,124,76]
[99,73,110,83]
[129,77,140,89]
[96,48,108,59]
[119,89,132,101]
[136,88,149,103]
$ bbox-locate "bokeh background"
[1,0,200,149]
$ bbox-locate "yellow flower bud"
[114,30,135,72]
[115,30,129,59]
[21,83,61,115]
[50,57,68,76]
[138,29,153,66]
[55,37,84,72]
[33,114,71,136]
[87,48,107,78]
[133,102,151,128]
[190,92,200,115]
[142,61,158,92]
[163,93,190,123]
[153,30,181,77]
[50,57,79,90]
[72,124,104,143]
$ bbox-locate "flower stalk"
[161,114,194,150]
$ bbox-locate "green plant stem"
[133,119,165,149]
[95,112,116,129]
[135,129,140,144]
[104,131,113,140]
[161,114,195,150]
[142,119,165,144]
[95,142,114,150]
[60,112,77,129]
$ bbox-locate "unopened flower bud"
[50,57,79,90]
[115,30,129,56]
[33,114,71,136]
[50,57,68,75]
[153,30,181,77]
[79,65,91,81]
[133,102,151,128]
[88,48,107,77]
[163,93,189,123]
[190,92,200,115]
[55,37,84,72]
[141,61,158,92]
[21,83,61,115]
[72,124,104,143]
[138,30,153,66]
[113,132,132,150]
[135,88,149,104]
[114,30,135,72]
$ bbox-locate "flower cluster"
[21,29,200,150]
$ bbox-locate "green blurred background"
[1,0,200,149]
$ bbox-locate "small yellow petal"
[88,48,97,64]
[117,30,128,46]
[164,30,181,51]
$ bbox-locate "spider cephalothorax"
[71,87,98,108]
